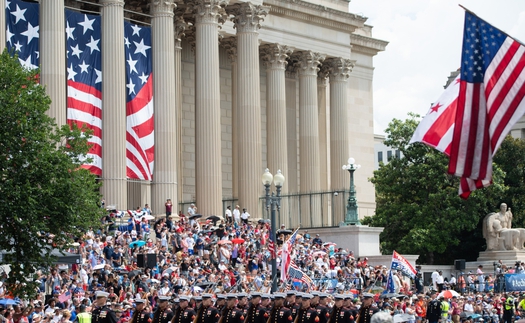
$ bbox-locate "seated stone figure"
[483,203,523,251]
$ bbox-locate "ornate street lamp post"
[261,168,285,292]
[342,157,361,225]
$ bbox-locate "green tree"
[364,113,506,264]
[0,50,103,298]
[493,135,525,228]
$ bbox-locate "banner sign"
[505,274,525,291]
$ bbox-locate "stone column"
[260,43,292,195]
[40,0,66,127]
[230,2,269,216]
[174,15,186,211]
[191,0,228,216]
[326,58,355,191]
[151,0,177,216]
[295,51,324,227]
[100,0,127,210]
[317,69,329,192]
[220,37,238,202]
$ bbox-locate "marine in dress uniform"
[291,294,303,320]
[215,295,227,313]
[200,294,221,323]
[355,293,374,323]
[236,293,249,317]
[154,296,174,323]
[268,293,293,323]
[221,294,244,323]
[315,294,331,323]
[244,292,262,323]
[130,299,151,323]
[328,295,353,323]
[298,294,319,323]
[180,296,197,323]
[285,292,296,309]
[172,296,190,323]
[92,291,118,323]
[254,294,271,323]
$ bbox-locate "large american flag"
[6,0,39,70]
[411,10,525,198]
[124,22,154,180]
[289,261,312,288]
[66,10,102,176]
[267,225,275,259]
[449,11,525,191]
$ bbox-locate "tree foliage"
[493,135,525,228]
[0,50,103,298]
[364,113,506,264]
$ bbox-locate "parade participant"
[194,297,203,312]
[130,299,150,323]
[244,292,262,323]
[172,297,190,323]
[291,294,302,321]
[327,295,345,323]
[285,292,296,309]
[355,293,374,323]
[179,296,197,323]
[154,297,174,323]
[425,292,441,323]
[220,294,243,323]
[298,294,319,323]
[268,293,292,323]
[215,296,227,313]
[315,294,330,323]
[237,293,249,316]
[198,294,220,323]
[91,291,118,323]
[254,294,271,323]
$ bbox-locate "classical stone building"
[1,0,387,228]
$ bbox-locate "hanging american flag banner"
[267,226,275,259]
[280,227,299,282]
[5,0,39,70]
[124,22,154,180]
[65,10,102,176]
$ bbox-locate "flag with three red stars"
[124,22,154,180]
[5,0,40,70]
[410,9,525,198]
[66,10,102,176]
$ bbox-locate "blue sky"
[349,0,525,134]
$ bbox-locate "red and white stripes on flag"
[411,10,525,198]
[280,227,299,282]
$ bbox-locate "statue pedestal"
[310,225,384,256]
[478,250,525,262]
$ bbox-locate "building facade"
[2,0,387,228]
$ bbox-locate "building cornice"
[263,0,366,33]
[350,33,388,56]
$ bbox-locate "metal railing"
[178,190,353,228]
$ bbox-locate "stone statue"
[483,203,524,251]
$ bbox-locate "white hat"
[95,291,110,298]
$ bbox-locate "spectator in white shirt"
[241,208,250,224]
[233,205,241,226]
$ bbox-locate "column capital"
[230,2,270,33]
[189,0,229,25]
[220,36,237,62]
[325,57,355,82]
[174,15,187,48]
[99,0,124,8]
[293,51,325,76]
[318,64,330,81]
[260,43,293,70]
[151,0,176,17]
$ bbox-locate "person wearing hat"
[425,292,441,323]
[129,299,150,323]
[355,293,374,323]
[225,206,233,225]
[200,294,220,323]
[75,305,91,323]
[215,295,227,313]
[503,294,515,323]
[244,292,261,323]
[315,294,330,323]
[179,296,197,323]
[255,295,272,323]
[297,294,319,323]
[173,296,190,323]
[327,295,345,323]
[91,291,118,323]
[233,206,241,226]
[153,296,174,323]
[220,294,244,323]
[266,293,292,323]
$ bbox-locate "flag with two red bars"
[411,9,525,198]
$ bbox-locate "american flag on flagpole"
[267,226,275,259]
[280,227,299,282]
[124,22,154,180]
[289,261,313,288]
[411,9,525,198]
[65,10,102,176]
[6,0,40,70]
